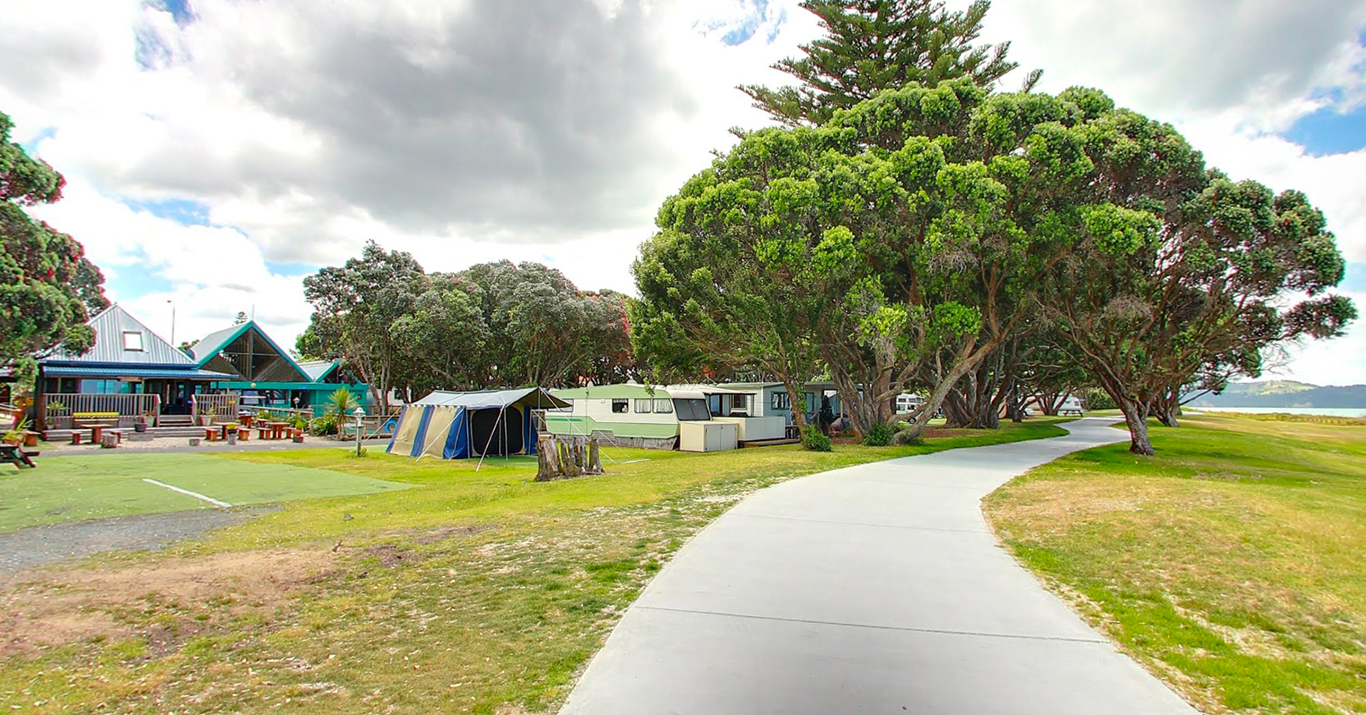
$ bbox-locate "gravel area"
[0,508,272,583]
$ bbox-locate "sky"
[2,0,1365,385]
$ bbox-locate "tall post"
[353,407,364,456]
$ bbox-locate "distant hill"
[1189,381,1366,408]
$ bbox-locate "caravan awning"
[411,387,571,411]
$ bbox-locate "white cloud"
[3,0,1365,384]
[1266,290,1366,386]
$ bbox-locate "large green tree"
[1,111,107,364]
[1045,173,1355,454]
[740,0,1030,127]
[301,241,426,411]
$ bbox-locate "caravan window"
[653,399,673,414]
[634,399,652,413]
[672,398,711,421]
[612,399,629,414]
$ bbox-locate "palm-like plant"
[327,388,359,422]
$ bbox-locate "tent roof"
[412,387,570,410]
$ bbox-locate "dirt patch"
[414,524,494,545]
[0,547,338,658]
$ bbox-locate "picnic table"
[267,421,290,440]
[0,444,38,469]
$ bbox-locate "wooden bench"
[0,444,38,469]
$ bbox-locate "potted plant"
[135,410,151,433]
[225,423,238,445]
[2,419,25,447]
[46,400,70,430]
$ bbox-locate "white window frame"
[653,398,673,414]
[122,331,145,351]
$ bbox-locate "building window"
[612,399,629,414]
[771,391,791,410]
[122,331,144,351]
[653,399,673,414]
[634,398,652,414]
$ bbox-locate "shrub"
[892,430,924,446]
[309,415,339,436]
[802,427,832,452]
[863,421,894,446]
[1080,387,1116,410]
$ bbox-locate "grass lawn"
[986,413,1366,715]
[0,419,1069,714]
[0,453,411,533]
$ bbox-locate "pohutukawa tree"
[301,248,636,404]
[741,0,1034,127]
[635,81,1356,454]
[0,110,107,365]
[1045,171,1355,454]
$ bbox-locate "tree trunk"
[1151,389,1181,428]
[1118,399,1156,456]
[782,382,810,433]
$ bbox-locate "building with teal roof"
[187,321,370,416]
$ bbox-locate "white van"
[895,394,925,414]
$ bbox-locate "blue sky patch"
[697,0,787,47]
[19,127,56,155]
[1283,103,1366,157]
[153,0,194,25]
[1343,262,1366,293]
[126,197,212,226]
[266,261,322,278]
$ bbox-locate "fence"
[42,393,161,429]
[192,393,241,425]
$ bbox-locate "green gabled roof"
[551,384,672,400]
[188,321,310,383]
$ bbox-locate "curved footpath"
[559,418,1199,715]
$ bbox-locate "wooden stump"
[536,435,604,482]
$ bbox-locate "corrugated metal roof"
[41,366,236,380]
[298,360,339,382]
[45,305,194,366]
[189,324,245,362]
[413,388,570,410]
[188,321,311,383]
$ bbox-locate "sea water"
[1192,407,1366,418]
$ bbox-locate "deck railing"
[192,393,241,424]
[41,393,161,429]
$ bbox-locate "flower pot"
[134,422,148,433]
[226,434,237,446]
[23,433,39,448]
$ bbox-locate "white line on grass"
[142,479,233,508]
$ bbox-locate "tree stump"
[536,435,604,482]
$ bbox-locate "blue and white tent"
[387,388,570,460]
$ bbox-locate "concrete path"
[559,418,1200,715]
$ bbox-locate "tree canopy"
[0,110,107,365]
[633,80,1356,453]
[300,244,635,408]
[741,0,1030,127]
